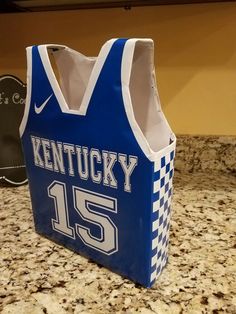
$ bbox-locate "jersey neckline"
[38,40,117,116]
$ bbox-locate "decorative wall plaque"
[0,75,27,185]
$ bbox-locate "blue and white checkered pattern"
[150,149,175,285]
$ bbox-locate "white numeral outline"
[73,186,118,255]
[48,181,75,239]
[48,180,118,255]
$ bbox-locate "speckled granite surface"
[1,170,235,314]
[1,136,236,313]
[175,136,236,174]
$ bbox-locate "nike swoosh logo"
[34,94,53,114]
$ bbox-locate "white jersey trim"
[80,39,117,115]
[19,47,32,137]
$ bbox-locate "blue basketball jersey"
[20,38,176,287]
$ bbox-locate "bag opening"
[129,40,173,153]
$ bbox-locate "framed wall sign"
[0,74,27,185]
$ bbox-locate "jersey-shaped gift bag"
[20,38,176,287]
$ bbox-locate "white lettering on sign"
[0,92,25,105]
[12,93,25,105]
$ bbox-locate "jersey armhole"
[121,39,176,161]
[19,47,32,138]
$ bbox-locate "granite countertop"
[1,169,235,314]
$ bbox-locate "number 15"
[48,181,118,255]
